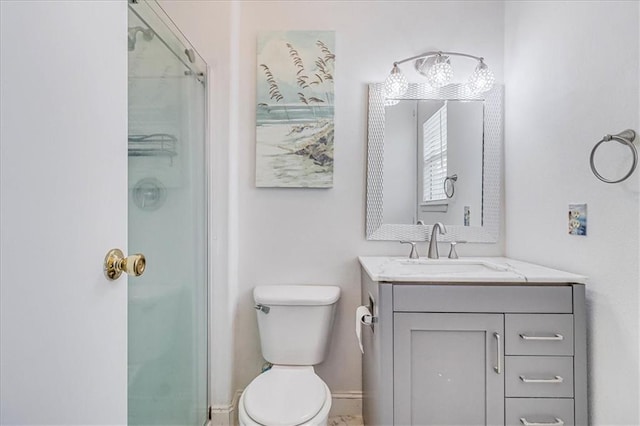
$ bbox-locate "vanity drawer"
[393,285,573,313]
[506,356,574,398]
[506,398,574,426]
[506,314,574,355]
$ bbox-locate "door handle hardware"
[493,332,501,374]
[519,375,564,384]
[520,333,564,341]
[520,417,564,426]
[104,249,146,280]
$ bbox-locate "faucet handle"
[448,240,467,259]
[400,241,419,259]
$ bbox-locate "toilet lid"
[244,368,326,426]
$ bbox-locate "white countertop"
[358,256,588,284]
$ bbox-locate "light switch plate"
[569,203,587,236]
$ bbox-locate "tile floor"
[328,415,364,426]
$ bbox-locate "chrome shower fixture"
[384,50,495,98]
[128,26,154,51]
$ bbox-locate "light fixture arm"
[393,51,484,67]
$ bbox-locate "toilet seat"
[241,366,330,426]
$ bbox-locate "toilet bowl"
[238,366,331,426]
[239,285,340,426]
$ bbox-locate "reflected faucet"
[427,222,447,259]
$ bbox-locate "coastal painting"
[256,31,335,188]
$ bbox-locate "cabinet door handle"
[519,375,564,384]
[493,332,501,374]
[520,417,564,426]
[520,333,564,341]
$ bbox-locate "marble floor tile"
[328,415,364,426]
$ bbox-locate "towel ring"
[444,174,458,198]
[590,129,637,184]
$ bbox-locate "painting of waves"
[256,31,335,188]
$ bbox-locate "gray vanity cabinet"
[393,313,505,425]
[360,273,588,426]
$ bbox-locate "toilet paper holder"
[361,313,377,325]
[361,294,378,325]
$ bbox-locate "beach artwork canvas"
[256,31,335,188]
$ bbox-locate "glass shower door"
[127,2,208,425]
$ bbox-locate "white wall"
[234,0,505,397]
[164,4,640,424]
[163,0,505,403]
[160,0,505,403]
[504,1,640,424]
[383,100,418,224]
[446,101,483,225]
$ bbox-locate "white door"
[1,2,129,424]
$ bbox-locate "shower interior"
[127,2,208,425]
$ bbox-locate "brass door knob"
[104,248,146,280]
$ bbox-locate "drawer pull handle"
[519,375,564,384]
[520,333,564,341]
[493,332,502,374]
[520,417,564,426]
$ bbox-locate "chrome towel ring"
[444,174,458,198]
[590,129,637,184]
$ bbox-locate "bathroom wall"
[234,0,505,401]
[504,2,640,424]
[162,0,506,407]
[383,100,418,224]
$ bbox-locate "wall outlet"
[568,203,587,236]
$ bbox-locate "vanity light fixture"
[383,64,409,100]
[384,51,495,98]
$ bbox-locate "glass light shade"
[468,61,495,93]
[426,56,453,88]
[384,65,408,98]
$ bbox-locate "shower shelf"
[128,133,178,165]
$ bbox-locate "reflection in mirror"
[383,100,483,227]
[366,83,502,242]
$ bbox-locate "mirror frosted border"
[366,83,503,242]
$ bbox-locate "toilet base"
[238,381,332,426]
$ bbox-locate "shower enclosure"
[127,2,208,425]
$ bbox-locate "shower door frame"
[127,1,211,424]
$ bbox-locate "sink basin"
[375,258,525,282]
[390,259,506,274]
[389,259,508,275]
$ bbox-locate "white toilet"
[238,285,341,426]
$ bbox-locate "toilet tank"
[253,285,341,365]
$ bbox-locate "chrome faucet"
[427,222,447,259]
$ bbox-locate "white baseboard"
[328,391,363,417]
[213,389,363,425]
[209,396,237,426]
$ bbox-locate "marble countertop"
[358,256,588,284]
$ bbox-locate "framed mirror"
[366,83,503,242]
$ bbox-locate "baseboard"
[329,391,363,417]
[209,394,238,426]
[218,389,362,425]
